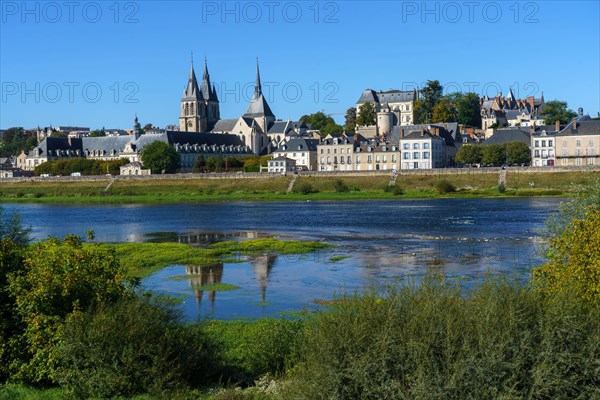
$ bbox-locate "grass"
[192,283,240,292]
[1,170,596,203]
[329,255,351,262]
[91,239,333,278]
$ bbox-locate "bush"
[392,185,404,196]
[295,183,318,195]
[283,276,600,399]
[498,182,506,193]
[203,318,304,383]
[56,296,212,398]
[434,179,456,194]
[333,179,349,193]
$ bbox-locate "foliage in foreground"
[34,158,128,176]
[283,276,600,400]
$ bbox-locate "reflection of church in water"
[185,254,277,312]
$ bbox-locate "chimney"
[401,128,405,138]
[530,122,536,134]
[555,120,560,132]
[354,133,359,143]
[572,117,577,130]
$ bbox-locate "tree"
[482,144,506,166]
[415,80,444,124]
[455,145,483,166]
[7,235,135,383]
[320,122,344,136]
[143,123,154,132]
[504,141,531,166]
[89,128,106,137]
[455,92,482,127]
[0,207,31,247]
[432,98,455,123]
[205,155,225,173]
[192,154,206,173]
[542,100,577,125]
[344,107,357,132]
[532,209,600,303]
[356,102,376,127]
[140,141,180,174]
[0,127,37,157]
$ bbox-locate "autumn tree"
[432,98,455,123]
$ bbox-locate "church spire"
[183,61,202,100]
[201,57,216,100]
[254,58,262,97]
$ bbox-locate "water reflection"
[186,262,224,313]
[252,255,276,304]
[141,231,268,246]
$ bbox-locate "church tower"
[179,60,207,132]
[243,59,275,134]
[201,58,220,131]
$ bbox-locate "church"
[178,59,311,155]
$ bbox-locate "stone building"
[272,137,319,171]
[355,88,418,137]
[480,89,544,130]
[554,117,599,167]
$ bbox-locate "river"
[2,198,561,319]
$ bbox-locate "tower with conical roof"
[179,59,206,132]
[243,59,275,134]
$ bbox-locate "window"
[423,152,430,159]
[347,156,351,163]
[383,155,387,163]
[320,157,324,164]
[423,143,430,149]
[341,148,344,154]
[356,156,361,164]
[367,155,372,163]
[376,155,380,162]
[403,143,410,150]
[590,140,595,147]
[576,139,581,147]
[535,140,539,147]
[413,143,420,149]
[403,152,410,160]
[320,149,324,154]
[391,154,396,163]
[541,140,546,147]
[334,149,337,154]
[327,149,331,154]
[562,139,567,147]
[535,150,540,157]
[548,140,553,147]
[413,152,420,159]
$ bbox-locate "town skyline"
[1,1,599,129]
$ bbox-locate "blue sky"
[1,0,599,129]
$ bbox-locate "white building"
[268,156,296,173]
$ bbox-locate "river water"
[3,198,561,320]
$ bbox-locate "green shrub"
[497,182,506,193]
[392,185,404,196]
[295,183,317,195]
[434,179,456,194]
[333,179,349,193]
[203,318,304,382]
[56,296,212,398]
[382,184,393,192]
[283,275,600,399]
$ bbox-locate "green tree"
[455,92,482,127]
[300,112,337,131]
[482,144,506,166]
[0,127,37,157]
[7,235,135,383]
[192,154,206,173]
[344,107,357,132]
[415,80,444,124]
[143,123,154,132]
[455,145,483,166]
[356,102,376,127]
[140,142,180,174]
[542,100,578,125]
[205,154,225,173]
[320,122,344,136]
[432,97,455,123]
[89,128,106,137]
[504,141,531,166]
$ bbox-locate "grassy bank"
[0,170,597,203]
[94,239,333,278]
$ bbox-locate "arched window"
[190,103,195,115]
[185,103,189,116]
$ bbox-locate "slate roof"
[82,136,133,153]
[243,93,274,117]
[182,65,203,101]
[390,122,459,146]
[211,119,238,132]
[267,121,291,134]
[356,89,415,105]
[482,129,531,145]
[274,138,319,153]
[557,119,600,136]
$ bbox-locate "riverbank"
[0,169,597,203]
